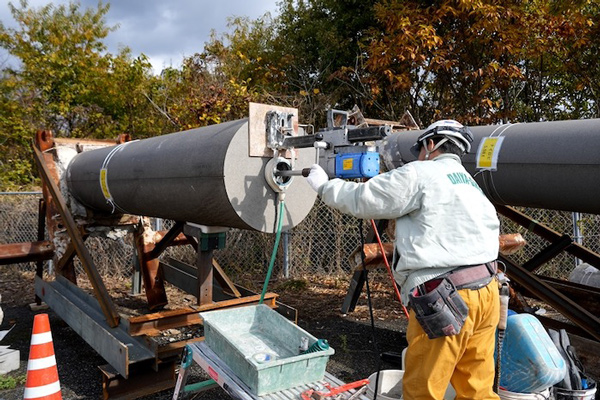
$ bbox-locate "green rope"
[259,199,285,304]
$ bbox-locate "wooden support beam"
[212,259,242,298]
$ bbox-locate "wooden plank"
[126,294,278,336]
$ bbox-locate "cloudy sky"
[0,0,279,73]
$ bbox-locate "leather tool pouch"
[409,278,469,339]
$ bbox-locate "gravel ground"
[3,268,597,400]
[0,268,407,399]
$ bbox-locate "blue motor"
[334,151,380,179]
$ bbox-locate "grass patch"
[0,373,26,390]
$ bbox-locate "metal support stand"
[341,220,388,314]
[131,248,142,295]
[35,198,47,305]
[172,342,369,400]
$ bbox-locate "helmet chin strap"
[424,137,449,160]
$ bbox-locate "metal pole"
[35,198,47,305]
[572,212,582,267]
[0,191,43,196]
[132,247,142,295]
[283,231,290,278]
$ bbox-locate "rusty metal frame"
[20,131,299,398]
[35,198,47,305]
[341,220,389,314]
[498,255,600,341]
[496,205,600,341]
[148,221,185,259]
[0,241,53,265]
[33,131,120,327]
[496,205,600,266]
[133,223,168,309]
[125,293,278,337]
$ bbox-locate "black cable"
[359,219,381,400]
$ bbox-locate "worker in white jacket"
[307,120,500,399]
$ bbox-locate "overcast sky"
[0,0,279,73]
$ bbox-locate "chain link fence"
[2,192,599,283]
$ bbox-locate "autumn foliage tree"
[0,1,157,187]
[364,0,600,125]
[1,0,600,189]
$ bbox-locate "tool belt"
[409,261,497,339]
[441,261,497,290]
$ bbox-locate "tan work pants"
[403,279,500,400]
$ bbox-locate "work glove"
[306,164,329,192]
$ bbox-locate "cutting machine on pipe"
[266,108,389,182]
[66,105,390,228]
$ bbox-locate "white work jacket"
[319,153,500,304]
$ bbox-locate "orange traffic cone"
[23,313,62,400]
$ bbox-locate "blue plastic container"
[499,314,567,393]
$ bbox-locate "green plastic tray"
[200,304,334,395]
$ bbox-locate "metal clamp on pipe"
[265,156,295,193]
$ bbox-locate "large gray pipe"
[65,119,316,233]
[380,118,600,214]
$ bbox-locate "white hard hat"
[410,119,473,157]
